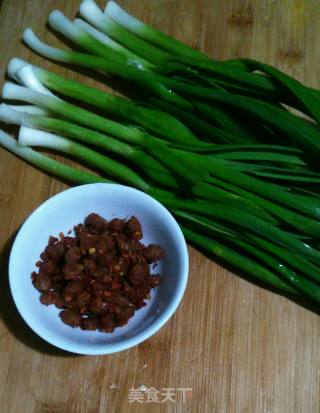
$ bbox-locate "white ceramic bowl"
[9,184,188,355]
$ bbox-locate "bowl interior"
[9,184,188,354]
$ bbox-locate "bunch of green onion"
[1,0,320,305]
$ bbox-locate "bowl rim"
[9,183,189,355]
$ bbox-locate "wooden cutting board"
[0,1,319,412]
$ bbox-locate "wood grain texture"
[0,1,320,412]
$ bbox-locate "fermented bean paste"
[32,214,164,332]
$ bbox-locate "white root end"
[23,28,41,50]
[5,105,50,116]
[2,82,58,110]
[49,10,83,42]
[23,28,68,62]
[74,18,119,49]
[0,129,40,164]
[2,81,23,100]
[80,0,111,32]
[7,58,29,81]
[0,129,26,152]
[16,66,54,96]
[105,1,143,33]
[19,126,70,150]
[0,103,26,125]
[104,1,119,15]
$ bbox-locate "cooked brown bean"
[89,297,108,314]
[97,250,116,267]
[143,244,165,263]
[109,218,125,234]
[40,291,61,306]
[65,246,81,264]
[60,309,81,328]
[62,263,84,280]
[48,236,58,245]
[99,313,115,332]
[149,275,161,288]
[45,242,65,262]
[101,233,115,250]
[100,274,113,285]
[39,260,57,276]
[81,315,98,331]
[125,216,143,240]
[79,233,98,253]
[84,213,109,234]
[33,274,51,292]
[128,264,150,286]
[91,282,105,298]
[65,281,83,295]
[81,257,96,274]
[63,237,77,248]
[76,291,91,308]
